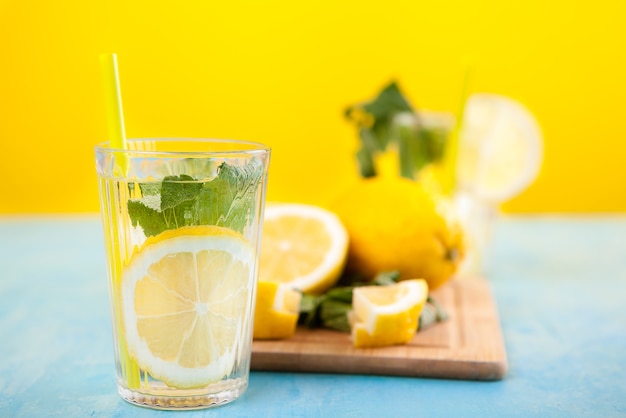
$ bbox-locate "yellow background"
[1,0,625,214]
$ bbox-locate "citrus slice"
[122,225,255,389]
[259,203,349,295]
[457,93,543,203]
[350,279,429,348]
[253,280,302,340]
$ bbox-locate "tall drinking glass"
[95,139,270,409]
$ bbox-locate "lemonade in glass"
[95,139,270,409]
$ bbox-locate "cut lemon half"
[259,203,349,294]
[457,93,543,203]
[253,280,302,340]
[350,279,428,348]
[122,225,255,389]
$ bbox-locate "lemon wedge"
[253,280,302,340]
[259,203,349,295]
[122,225,254,389]
[350,279,429,348]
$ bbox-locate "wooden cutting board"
[251,277,507,380]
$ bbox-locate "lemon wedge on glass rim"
[122,225,255,389]
[349,279,429,348]
[457,93,543,203]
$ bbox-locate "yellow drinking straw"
[99,53,141,387]
[99,53,128,174]
[441,56,475,196]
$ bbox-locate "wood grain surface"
[251,277,508,380]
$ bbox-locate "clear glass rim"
[95,138,270,156]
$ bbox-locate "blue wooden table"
[1,215,625,417]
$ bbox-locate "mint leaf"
[159,174,204,230]
[196,159,265,234]
[127,159,265,237]
[299,293,323,328]
[319,299,352,332]
[128,199,168,237]
[372,270,400,285]
[138,182,160,197]
[345,81,452,180]
[161,174,202,210]
[345,81,413,152]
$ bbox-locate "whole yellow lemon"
[332,176,465,290]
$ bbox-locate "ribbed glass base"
[117,378,247,410]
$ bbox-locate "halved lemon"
[350,279,429,348]
[259,203,349,294]
[122,225,255,389]
[253,280,302,340]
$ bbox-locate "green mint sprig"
[298,271,447,333]
[344,81,450,179]
[127,159,264,237]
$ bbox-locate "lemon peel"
[333,177,464,290]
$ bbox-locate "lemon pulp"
[122,225,255,389]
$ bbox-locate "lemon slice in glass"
[457,93,543,203]
[122,225,254,389]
